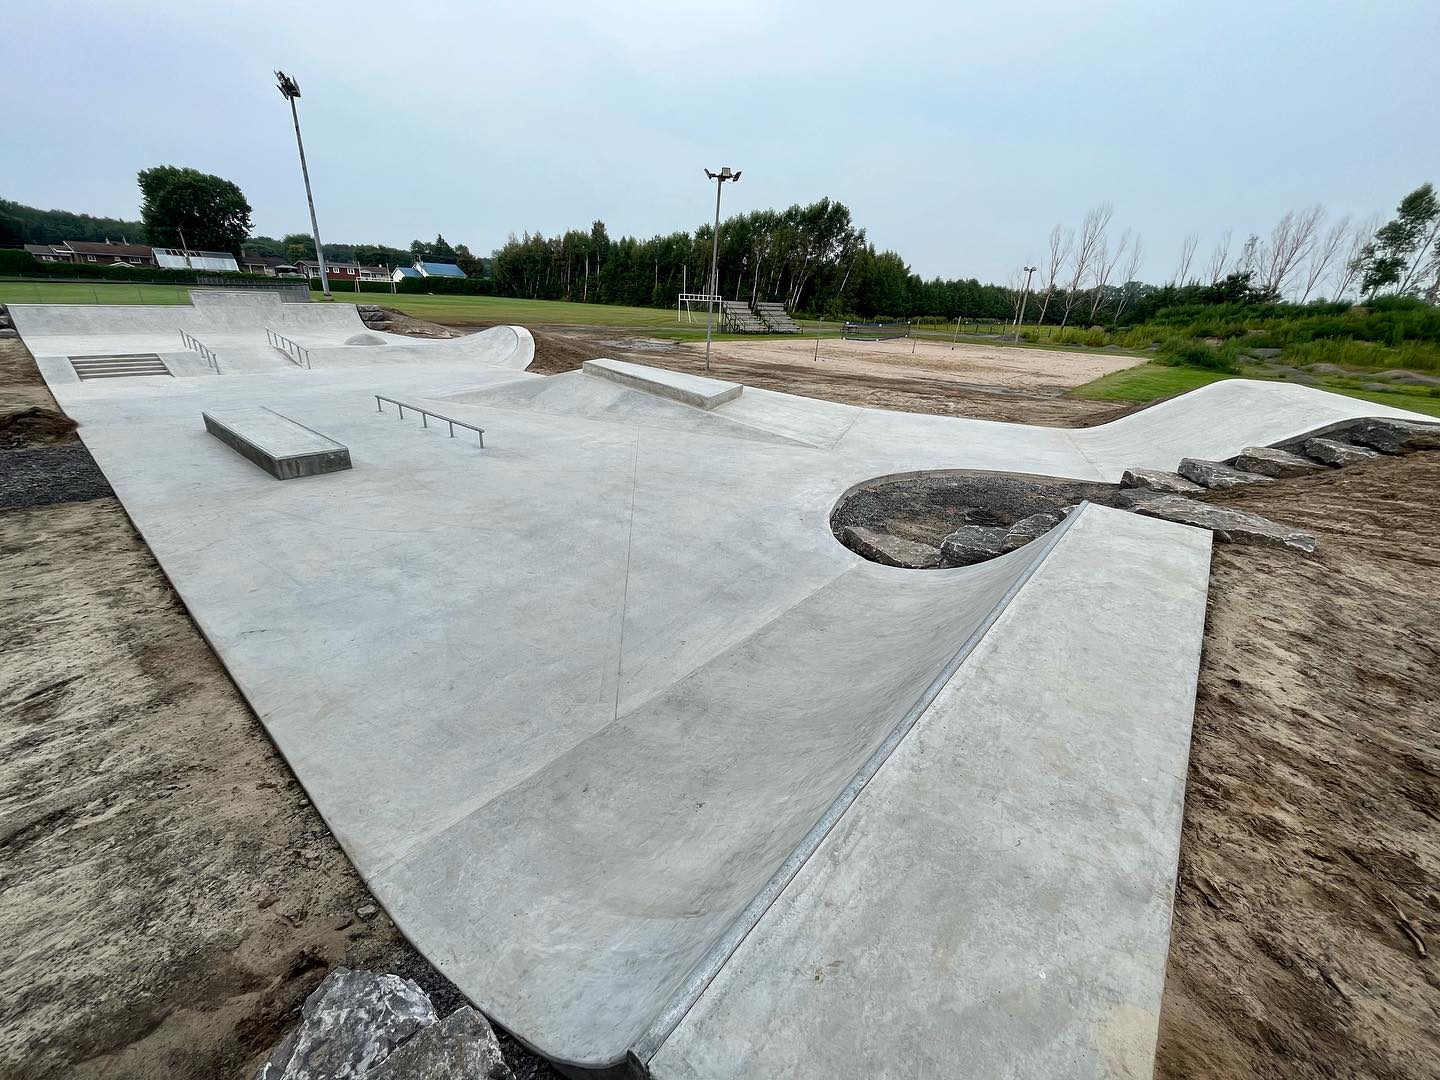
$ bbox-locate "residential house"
[241,252,302,277]
[391,265,422,284]
[24,240,157,267]
[415,259,466,279]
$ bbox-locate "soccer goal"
[677,293,723,324]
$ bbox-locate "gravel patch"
[0,445,113,508]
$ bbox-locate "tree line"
[5,166,1438,322]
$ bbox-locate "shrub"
[395,275,494,296]
[1155,337,1239,373]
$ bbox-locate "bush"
[1155,337,1239,373]
[1020,328,1039,342]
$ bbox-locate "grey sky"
[6,0,1437,283]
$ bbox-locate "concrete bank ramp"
[646,506,1211,1079]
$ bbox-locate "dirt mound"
[1,404,77,448]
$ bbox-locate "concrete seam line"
[626,503,1090,1069]
[613,433,641,723]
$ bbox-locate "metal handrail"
[180,329,220,372]
[375,395,485,447]
[266,327,312,369]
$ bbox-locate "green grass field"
[1071,363,1440,418]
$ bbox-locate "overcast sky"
[6,1,1437,282]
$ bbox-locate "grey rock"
[1177,458,1276,490]
[1110,489,1170,509]
[1304,437,1381,466]
[1231,446,1327,478]
[1361,382,1395,393]
[0,329,17,339]
[939,525,1008,567]
[1119,468,1203,495]
[841,526,941,569]
[1375,369,1440,387]
[255,968,437,1080]
[1344,417,1440,454]
[0,314,13,329]
[1242,347,1283,360]
[1001,513,1060,552]
[356,903,380,921]
[959,506,1006,526]
[1304,362,1351,375]
[366,1007,513,1080]
[1132,496,1318,554]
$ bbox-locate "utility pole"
[702,166,741,372]
[275,71,331,299]
[1014,265,1037,343]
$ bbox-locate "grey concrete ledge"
[583,358,743,410]
[204,407,352,480]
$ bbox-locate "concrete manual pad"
[14,297,1437,1079]
[203,407,352,480]
[583,357,743,409]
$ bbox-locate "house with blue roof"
[391,258,468,284]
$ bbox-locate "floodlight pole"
[702,166,741,372]
[1013,265,1037,343]
[276,71,331,299]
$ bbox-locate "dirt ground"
[1155,456,1440,1080]
[528,326,1138,425]
[2,319,1437,1079]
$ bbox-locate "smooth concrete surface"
[583,358,744,409]
[648,506,1212,1080]
[15,298,1435,1077]
[203,407,352,479]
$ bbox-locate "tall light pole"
[1013,265,1037,343]
[275,71,331,299]
[702,166,741,372]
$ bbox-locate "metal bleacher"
[753,302,801,333]
[721,301,768,333]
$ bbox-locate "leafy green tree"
[1355,183,1439,297]
[137,166,253,254]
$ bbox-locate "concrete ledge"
[582,358,742,410]
[203,407,352,480]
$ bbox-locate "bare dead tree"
[1234,234,1261,277]
[1296,214,1352,303]
[1330,214,1380,301]
[1088,228,1131,319]
[1059,204,1111,329]
[1205,230,1232,284]
[1172,232,1199,285]
[1258,205,1325,298]
[1111,235,1145,322]
[1034,225,1071,326]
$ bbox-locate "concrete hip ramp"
[14,300,1436,1079]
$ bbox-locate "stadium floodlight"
[275,70,331,299]
[1014,265,1037,343]
[702,167,742,371]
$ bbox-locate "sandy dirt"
[528,327,1138,425]
[1154,455,1440,1080]
[3,319,1437,1079]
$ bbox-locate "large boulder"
[1231,446,1327,478]
[1132,496,1318,554]
[1344,418,1440,454]
[255,969,437,1080]
[1304,437,1381,466]
[1001,513,1060,552]
[1119,468,1203,495]
[1177,458,1276,490]
[1242,347,1283,360]
[842,526,941,569]
[366,1007,513,1080]
[939,525,1008,567]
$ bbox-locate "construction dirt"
[1,328,1437,1079]
[527,326,1140,425]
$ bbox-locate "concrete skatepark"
[11,292,1435,1078]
